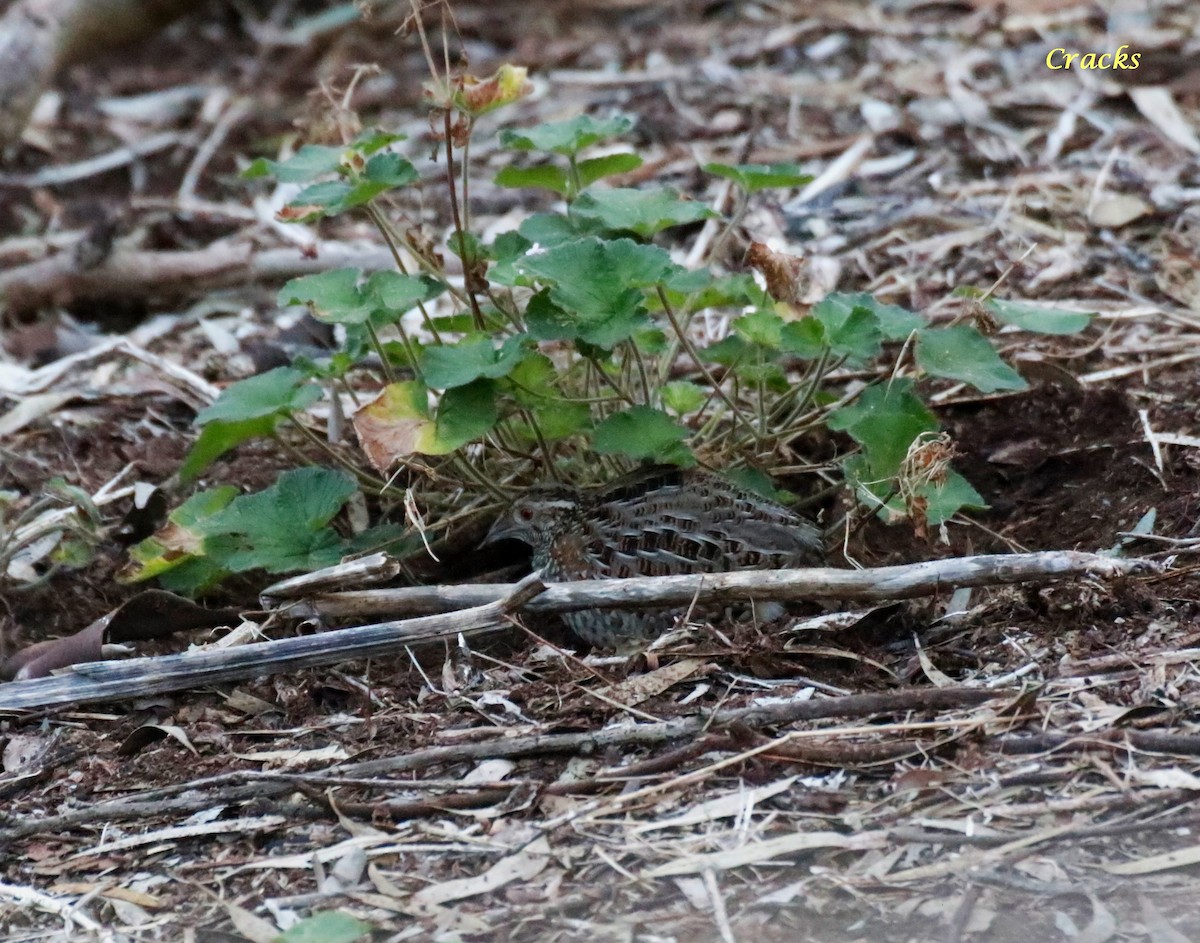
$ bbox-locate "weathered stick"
[275,551,1154,619]
[0,241,399,315]
[0,574,546,711]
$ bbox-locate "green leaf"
[279,268,373,323]
[572,188,715,238]
[517,212,595,247]
[779,317,826,359]
[698,334,751,366]
[352,129,406,155]
[733,309,784,348]
[828,380,939,479]
[916,325,1028,393]
[816,302,884,362]
[366,271,445,318]
[521,401,591,440]
[420,335,528,388]
[243,144,344,182]
[283,180,356,220]
[515,237,677,347]
[577,153,643,188]
[277,910,373,943]
[275,151,416,217]
[499,115,634,156]
[181,367,316,482]
[505,351,559,404]
[845,458,986,525]
[121,487,238,583]
[703,161,813,193]
[987,299,1093,335]
[493,230,532,262]
[280,269,443,326]
[819,292,923,340]
[494,164,571,195]
[435,379,499,451]
[592,406,691,463]
[738,361,789,392]
[363,152,418,188]
[724,468,789,503]
[657,270,766,312]
[202,467,357,574]
[154,557,230,596]
[923,470,987,524]
[194,367,320,425]
[180,416,279,483]
[660,381,707,415]
[632,326,667,354]
[524,290,578,342]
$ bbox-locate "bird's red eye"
[517,506,534,522]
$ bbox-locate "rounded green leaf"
[592,406,689,461]
[987,299,1093,335]
[420,335,528,389]
[810,298,884,361]
[916,325,1028,393]
[660,381,707,415]
[828,380,938,479]
[733,309,785,349]
[278,911,373,943]
[818,292,922,340]
[197,367,320,425]
[366,271,446,316]
[577,153,644,188]
[703,161,813,193]
[494,164,571,195]
[499,115,634,156]
[572,188,716,238]
[279,269,373,323]
[433,379,499,452]
[515,237,676,348]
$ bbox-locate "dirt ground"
[3,1,1200,941]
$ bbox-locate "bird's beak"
[484,510,523,545]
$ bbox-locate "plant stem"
[289,421,387,490]
[657,287,759,442]
[443,109,485,331]
[628,340,652,405]
[365,203,444,346]
[450,452,507,500]
[364,323,396,385]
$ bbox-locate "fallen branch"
[276,551,1155,619]
[0,240,399,315]
[0,574,546,711]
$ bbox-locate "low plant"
[122,54,1091,593]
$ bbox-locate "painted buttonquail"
[486,465,823,647]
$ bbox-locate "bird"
[485,465,823,647]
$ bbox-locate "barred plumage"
[486,466,822,646]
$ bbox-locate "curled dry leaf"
[746,241,806,308]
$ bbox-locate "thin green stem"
[443,109,485,331]
[283,425,386,492]
[517,407,555,465]
[364,204,444,347]
[364,323,396,385]
[450,452,507,500]
[658,287,758,445]
[587,357,638,407]
[627,340,652,405]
